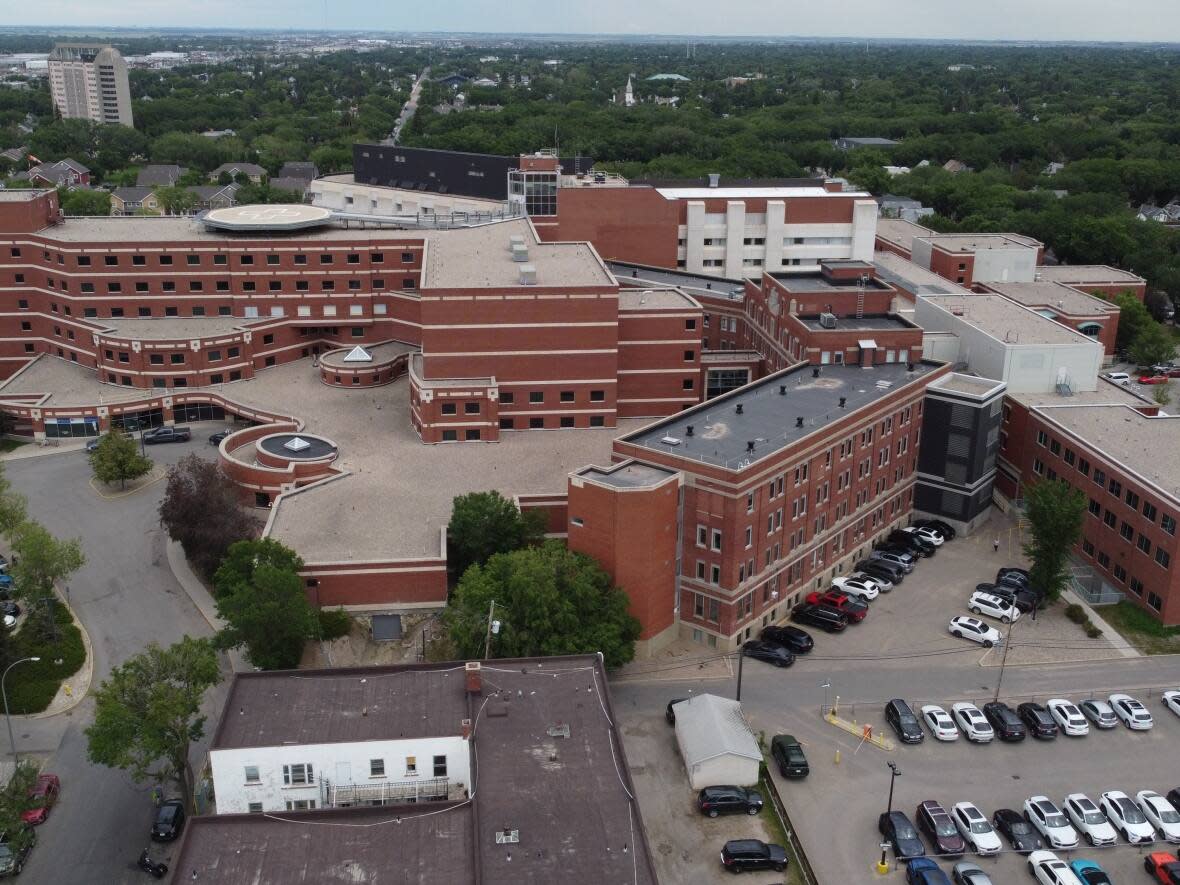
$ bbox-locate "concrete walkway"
[0,439,87,461]
[164,539,250,672]
[1062,588,1139,658]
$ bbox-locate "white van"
[1104,372,1131,385]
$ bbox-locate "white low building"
[673,693,762,789]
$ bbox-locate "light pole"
[822,680,832,716]
[3,657,40,763]
[878,761,902,873]
[735,643,745,703]
[483,599,500,660]
[992,596,1036,703]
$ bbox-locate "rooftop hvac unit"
[660,435,682,446]
[518,264,537,285]
[819,312,838,329]
[508,234,525,251]
[511,243,529,262]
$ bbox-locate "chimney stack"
[746,440,755,453]
[686,425,694,436]
[707,172,721,188]
[778,384,786,395]
[465,661,482,695]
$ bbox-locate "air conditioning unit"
[819,312,838,329]
[518,264,537,285]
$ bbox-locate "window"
[170,353,184,365]
[213,254,228,266]
[228,347,240,358]
[371,252,384,263]
[1088,499,1101,516]
[1144,501,1158,522]
[296,280,309,292]
[1082,539,1095,556]
[248,803,263,813]
[683,378,694,390]
[149,354,164,365]
[216,280,230,292]
[710,564,720,585]
[442,430,457,441]
[529,417,544,429]
[499,417,514,430]
[1103,510,1117,528]
[1136,534,1152,555]
[188,281,203,292]
[1147,592,1163,612]
[106,282,121,293]
[1049,439,1061,455]
[162,281,175,292]
[282,763,313,785]
[590,390,605,402]
[405,756,417,775]
[1063,449,1075,466]
[1163,514,1176,536]
[284,800,316,811]
[683,350,695,361]
[463,401,481,415]
[1113,564,1126,582]
[1097,550,1111,568]
[264,356,276,367]
[104,255,118,267]
[442,403,457,415]
[210,374,223,384]
[319,253,333,265]
[711,529,722,551]
[1108,478,1122,497]
[401,252,414,264]
[370,759,385,777]
[111,307,124,317]
[1093,468,1106,486]
[559,390,575,403]
[1120,522,1134,541]
[500,392,514,405]
[267,254,280,265]
[159,255,173,266]
[1125,489,1140,509]
[240,255,254,266]
[244,766,260,783]
[433,755,447,777]
[1156,548,1171,568]
[19,321,30,331]
[590,415,605,427]
[321,280,335,291]
[1078,458,1090,476]
[529,391,544,404]
[1033,458,1044,476]
[1129,577,1144,597]
[294,254,307,265]
[118,352,129,363]
[135,281,149,293]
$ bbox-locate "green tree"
[85,636,222,812]
[213,539,315,670]
[57,187,110,216]
[443,541,641,668]
[155,185,197,216]
[1129,320,1177,369]
[158,454,259,580]
[1022,479,1087,603]
[1105,291,1154,355]
[88,428,152,489]
[0,461,28,536]
[9,520,84,639]
[447,490,546,577]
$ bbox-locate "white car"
[948,616,1003,647]
[1023,796,1079,849]
[1027,850,1084,885]
[1163,690,1180,718]
[967,590,1022,624]
[831,574,880,600]
[951,702,994,743]
[903,525,945,546]
[1108,692,1154,730]
[951,802,1002,855]
[1062,793,1117,847]
[920,704,959,741]
[1099,790,1156,844]
[1046,698,1089,736]
[1136,791,1180,843]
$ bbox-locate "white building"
[672,694,762,789]
[47,44,133,127]
[309,173,509,221]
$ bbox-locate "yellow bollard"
[876,859,890,875]
[63,684,72,696]
[834,747,841,765]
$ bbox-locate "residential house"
[835,136,901,150]
[1043,162,1066,176]
[187,183,239,211]
[0,147,27,164]
[435,74,468,90]
[209,162,265,184]
[942,159,971,174]
[136,164,186,187]
[1138,204,1170,223]
[878,194,935,223]
[471,77,498,88]
[267,176,309,198]
[277,161,318,183]
[110,186,160,216]
[28,158,90,189]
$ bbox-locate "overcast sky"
[10,0,1180,43]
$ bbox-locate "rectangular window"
[1156,548,1171,568]
[1103,510,1117,528]
[559,390,575,403]
[1136,534,1152,554]
[441,403,457,415]
[1093,468,1105,486]
[589,390,605,402]
[319,254,333,265]
[1088,499,1101,516]
[370,759,385,777]
[433,755,447,777]
[1081,538,1095,556]
[1120,522,1134,542]
[1078,458,1090,476]
[442,429,457,441]
[1063,448,1075,466]
[244,766,260,783]
[500,392,514,405]
[401,252,414,264]
[248,803,263,813]
[405,756,417,775]
[711,529,722,551]
[529,391,544,404]
[1113,564,1126,582]
[683,350,695,361]
[1049,439,1060,455]
[228,347,240,358]
[1125,489,1140,509]
[282,763,313,785]
[1129,577,1144,597]
[149,354,164,366]
[1147,592,1163,612]
[464,402,480,414]
[1108,478,1122,497]
[1163,514,1176,536]
[1097,550,1111,568]
[710,564,720,585]
[1143,501,1158,522]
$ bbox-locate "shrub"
[6,605,86,714]
[318,607,352,641]
[1064,603,1086,624]
[1084,623,1103,639]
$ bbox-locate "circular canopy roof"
[203,204,332,233]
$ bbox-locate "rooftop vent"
[778,384,786,395]
[511,242,529,262]
[746,440,755,453]
[686,425,694,436]
[660,434,681,446]
[518,264,537,285]
[508,233,525,252]
[796,417,804,428]
[546,723,571,739]
[631,269,638,278]
[705,282,712,290]
[906,362,915,372]
[819,312,838,329]
[812,367,820,378]
[736,403,744,415]
[839,396,847,408]
[707,172,721,188]
[496,829,520,845]
[283,436,311,452]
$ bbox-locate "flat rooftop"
[576,462,678,489]
[770,271,891,294]
[314,173,506,210]
[608,260,749,299]
[98,316,262,341]
[1009,379,1155,411]
[1036,404,1180,502]
[983,281,1115,317]
[798,313,915,332]
[1034,264,1146,286]
[923,233,1041,252]
[919,294,1095,346]
[0,190,46,202]
[318,340,414,369]
[873,250,972,297]
[875,217,936,253]
[928,373,1006,398]
[653,185,869,199]
[618,287,699,310]
[620,360,940,470]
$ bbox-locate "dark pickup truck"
[142,426,191,445]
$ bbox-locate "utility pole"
[735,644,744,703]
[483,599,498,660]
[992,598,1033,702]
[877,762,901,873]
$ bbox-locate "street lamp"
[3,657,40,763]
[877,762,902,873]
[992,596,1036,703]
[483,599,501,660]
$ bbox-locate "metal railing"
[759,765,817,885]
[321,775,451,808]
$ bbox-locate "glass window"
[244,766,260,783]
[370,759,385,777]
[433,755,447,777]
[405,756,417,775]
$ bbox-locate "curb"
[17,592,94,720]
[87,469,166,500]
[164,539,224,633]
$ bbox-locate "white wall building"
[672,694,762,789]
[310,174,509,221]
[47,44,133,127]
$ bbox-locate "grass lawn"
[1099,601,1180,655]
[759,769,807,885]
[0,439,28,453]
[5,603,86,713]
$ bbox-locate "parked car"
[904,525,945,547]
[1024,796,1080,849]
[987,583,1042,614]
[790,602,848,633]
[948,616,1002,648]
[759,625,813,654]
[1017,702,1058,739]
[142,426,191,445]
[1109,692,1154,730]
[1137,791,1180,843]
[906,857,952,885]
[992,807,1043,853]
[981,702,1026,742]
[1069,858,1112,885]
[665,698,687,725]
[1167,789,1180,812]
[770,734,809,778]
[1099,790,1155,844]
[1027,850,1084,885]
[0,602,18,621]
[968,590,1021,624]
[741,640,795,668]
[880,810,927,859]
[1139,374,1169,385]
[1144,853,1180,884]
[20,775,60,826]
[886,531,936,557]
[856,557,906,584]
[697,786,763,818]
[951,802,1001,855]
[719,839,787,873]
[996,567,1031,587]
[1103,371,1131,385]
[914,518,957,541]
[208,428,232,446]
[885,699,925,744]
[831,574,881,599]
[950,861,992,885]
[804,590,867,622]
[870,549,916,572]
[0,828,35,878]
[151,799,186,841]
[916,800,966,856]
[1062,793,1117,847]
[951,702,993,743]
[1078,698,1119,729]
[1163,690,1180,718]
[1046,698,1090,736]
[920,705,959,742]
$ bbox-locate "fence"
[759,766,817,885]
[1068,560,1125,606]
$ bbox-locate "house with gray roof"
[277,161,318,182]
[672,693,762,789]
[209,162,265,184]
[136,164,186,187]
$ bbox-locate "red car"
[21,774,60,825]
[805,590,868,622]
[1145,852,1180,884]
[1138,374,1169,385]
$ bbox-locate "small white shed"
[673,694,763,789]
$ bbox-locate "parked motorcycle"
[137,848,168,879]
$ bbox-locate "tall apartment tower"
[48,44,134,128]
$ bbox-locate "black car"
[886,532,935,558]
[856,558,905,585]
[914,518,957,541]
[742,640,795,668]
[151,799,186,841]
[0,602,17,620]
[1169,788,1180,811]
[996,567,1030,587]
[208,429,232,446]
[770,734,809,778]
[720,839,788,873]
[790,602,848,633]
[991,808,1043,853]
[915,800,966,857]
[879,810,927,859]
[760,625,813,654]
[1017,702,1058,739]
[0,827,35,877]
[665,698,688,725]
[982,701,1027,742]
[698,786,763,818]
[885,699,925,744]
[986,583,1041,614]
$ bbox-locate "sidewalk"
[1062,588,1139,658]
[612,639,733,682]
[0,439,86,461]
[164,539,250,672]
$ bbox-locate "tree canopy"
[447,490,546,578]
[159,454,259,580]
[1022,478,1087,603]
[443,541,641,668]
[89,428,152,489]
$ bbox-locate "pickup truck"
[142,426,191,445]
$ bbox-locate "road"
[4,433,232,884]
[389,66,429,145]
